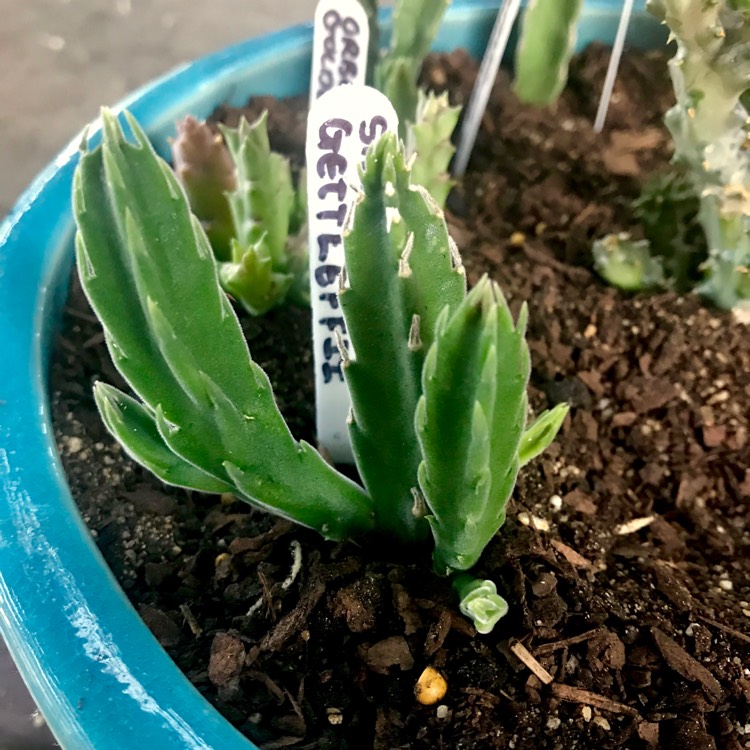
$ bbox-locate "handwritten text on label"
[306,86,398,462]
[310,0,370,104]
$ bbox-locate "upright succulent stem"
[647,0,750,309]
[339,132,466,545]
[171,116,236,261]
[514,0,583,106]
[356,0,380,85]
[416,277,530,574]
[406,91,461,208]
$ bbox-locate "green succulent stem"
[339,132,466,545]
[646,0,750,309]
[406,91,461,209]
[356,0,380,85]
[417,276,536,575]
[171,117,236,261]
[74,109,373,540]
[217,113,307,315]
[514,0,584,106]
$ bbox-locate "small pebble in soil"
[517,512,550,531]
[415,667,448,705]
[326,708,344,726]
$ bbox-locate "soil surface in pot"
[51,47,750,750]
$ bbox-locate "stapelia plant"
[74,111,567,634]
[598,0,750,310]
[406,90,459,208]
[646,0,750,310]
[514,0,584,106]
[172,112,308,314]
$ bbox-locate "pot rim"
[0,2,657,748]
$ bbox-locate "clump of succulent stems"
[74,110,567,634]
[514,0,584,106]
[172,0,459,321]
[171,112,308,315]
[598,0,750,310]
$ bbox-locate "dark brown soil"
[51,46,750,750]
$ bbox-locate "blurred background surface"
[0,0,319,215]
[0,2,316,746]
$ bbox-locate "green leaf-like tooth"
[519,403,569,467]
[340,132,466,545]
[417,276,532,575]
[74,108,374,540]
[514,0,583,106]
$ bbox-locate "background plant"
[597,0,750,310]
[363,0,461,207]
[513,0,584,106]
[172,112,308,315]
[74,111,566,633]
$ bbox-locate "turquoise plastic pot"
[0,2,661,748]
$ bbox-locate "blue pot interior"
[0,2,663,748]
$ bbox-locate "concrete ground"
[0,0,319,215]
[0,1,317,746]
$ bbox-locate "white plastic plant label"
[306,85,398,463]
[310,0,370,105]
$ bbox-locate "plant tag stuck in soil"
[593,0,634,133]
[310,0,370,106]
[306,85,398,462]
[453,0,522,177]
